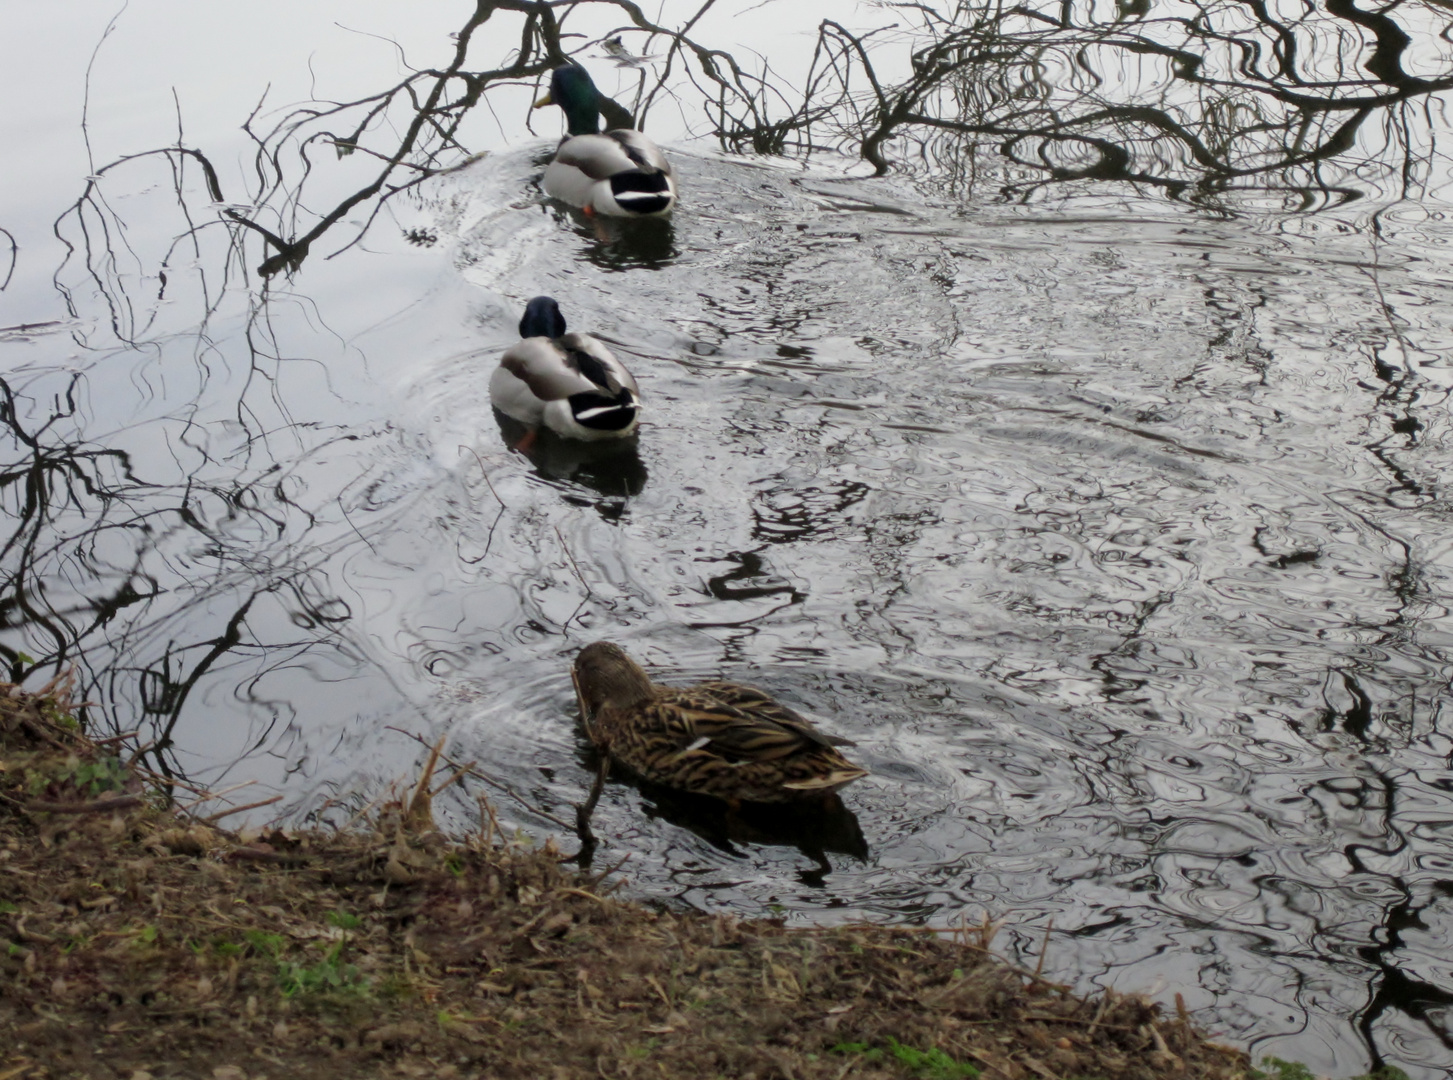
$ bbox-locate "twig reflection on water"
[720,0,1453,208]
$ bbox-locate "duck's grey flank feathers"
[498,339,599,401]
[554,135,631,180]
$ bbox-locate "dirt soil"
[0,679,1261,1080]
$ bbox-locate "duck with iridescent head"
[489,297,641,443]
[533,62,677,218]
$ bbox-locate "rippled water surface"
[5,2,1453,1075]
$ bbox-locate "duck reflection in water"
[574,213,677,271]
[491,409,648,508]
[578,747,868,885]
[645,777,868,885]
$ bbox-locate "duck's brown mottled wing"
[660,682,855,763]
[696,682,857,747]
[499,339,596,400]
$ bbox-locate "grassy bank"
[0,679,1325,1079]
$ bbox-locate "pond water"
[4,2,1453,1076]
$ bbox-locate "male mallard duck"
[490,296,640,441]
[533,63,676,217]
[571,642,867,804]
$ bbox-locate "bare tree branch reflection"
[0,228,17,291]
[717,0,1453,208]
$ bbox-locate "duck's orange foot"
[513,427,539,453]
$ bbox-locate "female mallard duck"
[533,62,676,217]
[490,296,640,441]
[572,642,867,804]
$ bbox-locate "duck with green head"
[572,642,867,804]
[533,62,677,218]
[490,296,641,443]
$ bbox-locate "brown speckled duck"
[571,642,867,804]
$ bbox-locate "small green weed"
[43,702,80,732]
[325,909,362,931]
[190,935,244,957]
[832,1039,978,1079]
[27,754,126,797]
[276,941,367,998]
[244,930,286,957]
[1254,1059,1409,1080]
[885,1037,979,1079]
[1258,1059,1314,1080]
[0,900,18,915]
[624,1038,661,1060]
[77,750,127,796]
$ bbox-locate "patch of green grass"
[26,753,126,797]
[0,900,18,915]
[189,935,246,958]
[831,1041,881,1060]
[129,923,158,946]
[47,708,80,732]
[832,1039,978,1079]
[623,1038,661,1060]
[325,909,362,931]
[276,941,367,998]
[244,930,286,957]
[885,1037,979,1079]
[1254,1059,1409,1080]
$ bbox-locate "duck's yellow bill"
[532,91,553,108]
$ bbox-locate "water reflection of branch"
[0,228,17,291]
[719,0,1453,207]
[1343,767,1453,1068]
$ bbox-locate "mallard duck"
[490,296,640,441]
[533,63,676,217]
[571,642,867,804]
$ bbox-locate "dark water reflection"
[5,2,1453,1076]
